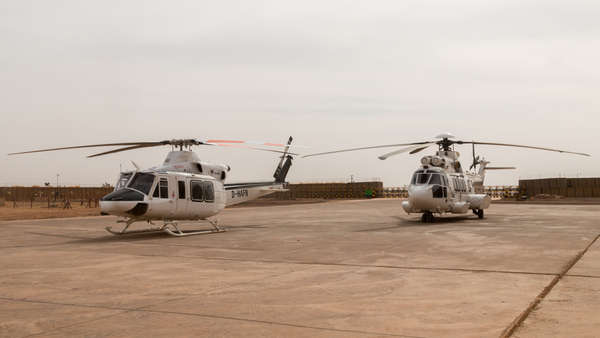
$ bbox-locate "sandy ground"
[0,200,328,222]
[0,203,102,221]
[0,200,599,337]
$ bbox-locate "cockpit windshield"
[127,173,155,195]
[429,174,442,185]
[115,172,133,191]
[411,171,444,186]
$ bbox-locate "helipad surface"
[1,200,599,337]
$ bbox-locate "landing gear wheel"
[476,209,484,219]
[421,212,434,223]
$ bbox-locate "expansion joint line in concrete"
[0,296,422,338]
[129,252,559,277]
[499,233,600,338]
[14,268,314,338]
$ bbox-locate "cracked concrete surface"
[0,200,599,337]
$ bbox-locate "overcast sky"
[1,0,598,187]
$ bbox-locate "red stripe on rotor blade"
[206,140,245,144]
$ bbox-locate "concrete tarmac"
[1,199,599,337]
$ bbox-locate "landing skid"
[105,218,226,237]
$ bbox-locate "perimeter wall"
[3,178,599,203]
[519,178,600,198]
[268,182,384,199]
[0,186,113,202]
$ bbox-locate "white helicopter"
[304,133,589,222]
[10,137,296,236]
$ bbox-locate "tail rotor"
[470,143,482,171]
[273,136,294,183]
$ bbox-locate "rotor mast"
[435,133,456,152]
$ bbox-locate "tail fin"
[477,160,490,177]
[273,136,294,183]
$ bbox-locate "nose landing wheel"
[421,212,434,223]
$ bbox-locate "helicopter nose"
[100,201,139,216]
[408,186,435,210]
[100,188,147,216]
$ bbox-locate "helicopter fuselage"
[101,169,287,222]
[401,150,491,216]
[100,149,291,221]
[101,171,225,220]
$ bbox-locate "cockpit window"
[115,172,133,191]
[412,173,431,185]
[127,173,155,195]
[411,171,446,186]
[429,174,442,185]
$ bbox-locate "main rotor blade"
[302,141,431,158]
[459,141,590,157]
[8,142,162,155]
[206,139,306,148]
[485,167,517,170]
[378,144,433,160]
[87,144,164,158]
[214,143,299,156]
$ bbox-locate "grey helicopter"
[304,133,590,222]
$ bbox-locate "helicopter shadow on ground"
[58,222,271,245]
[358,214,481,232]
[394,215,479,227]
[61,231,176,245]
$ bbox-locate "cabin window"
[203,182,215,202]
[454,179,466,192]
[432,185,446,198]
[191,181,204,201]
[152,185,159,198]
[159,178,169,198]
[128,173,155,195]
[441,175,449,187]
[178,181,186,199]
